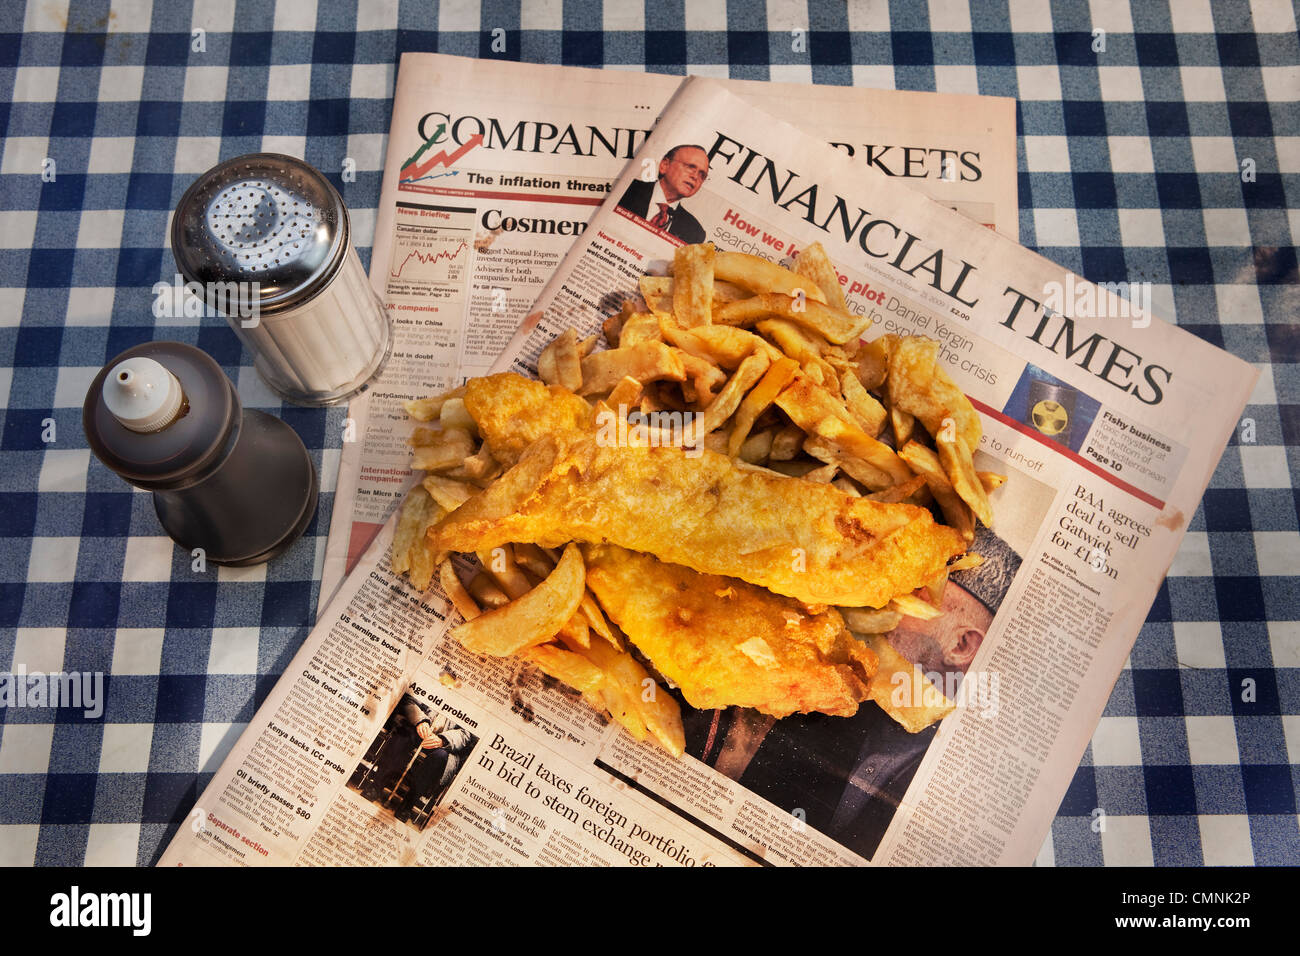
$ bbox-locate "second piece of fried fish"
[582,543,876,718]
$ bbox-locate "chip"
[794,241,850,313]
[439,559,480,621]
[410,427,477,472]
[862,634,955,733]
[449,542,587,657]
[538,327,584,393]
[713,293,869,345]
[727,356,799,458]
[714,250,828,302]
[521,644,605,694]
[404,385,467,422]
[898,440,975,542]
[392,486,435,577]
[672,242,715,328]
[937,432,994,528]
[421,474,476,513]
[579,341,685,396]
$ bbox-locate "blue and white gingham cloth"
[0,0,1295,867]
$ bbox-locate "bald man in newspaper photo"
[617,144,709,243]
[683,526,1022,861]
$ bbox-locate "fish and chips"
[391,242,1003,755]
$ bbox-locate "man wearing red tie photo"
[617,144,709,243]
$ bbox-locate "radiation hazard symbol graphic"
[1031,398,1070,436]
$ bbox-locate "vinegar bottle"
[83,342,318,566]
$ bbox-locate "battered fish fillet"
[462,373,593,466]
[582,543,877,718]
[427,431,967,608]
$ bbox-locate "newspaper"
[318,52,1018,609]
[161,77,1254,868]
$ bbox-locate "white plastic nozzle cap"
[103,357,186,433]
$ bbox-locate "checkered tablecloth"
[0,0,1296,867]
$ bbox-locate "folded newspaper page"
[161,77,1253,868]
[319,53,1018,609]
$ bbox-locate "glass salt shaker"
[171,153,392,406]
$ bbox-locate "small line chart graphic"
[389,236,468,283]
[399,124,483,184]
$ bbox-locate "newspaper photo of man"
[616,144,709,243]
[681,525,1022,862]
[350,691,476,830]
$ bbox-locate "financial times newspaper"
[162,77,1252,868]
[318,53,1018,608]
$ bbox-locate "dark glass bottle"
[83,342,318,566]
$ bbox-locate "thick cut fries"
[713,293,870,345]
[579,341,685,396]
[898,440,976,543]
[672,242,715,327]
[538,327,584,392]
[937,433,994,527]
[794,241,850,313]
[448,542,586,657]
[862,634,955,733]
[728,357,799,457]
[521,644,605,694]
[404,385,467,422]
[714,250,828,302]
[439,560,480,621]
[556,629,685,757]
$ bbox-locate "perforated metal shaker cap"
[171,153,349,317]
